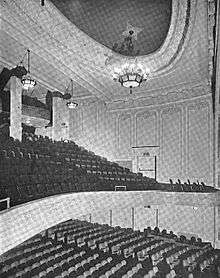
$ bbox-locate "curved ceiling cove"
[50,0,172,56]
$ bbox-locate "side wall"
[0,191,219,255]
[69,94,214,186]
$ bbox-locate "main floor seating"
[0,219,219,278]
[0,133,218,208]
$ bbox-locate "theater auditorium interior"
[0,0,220,277]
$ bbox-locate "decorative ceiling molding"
[207,0,216,84]
[106,83,212,111]
[161,106,182,115]
[51,0,172,56]
[0,0,199,103]
[105,0,197,77]
[0,1,111,101]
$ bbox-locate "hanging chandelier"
[66,79,78,109]
[106,27,150,93]
[21,49,36,90]
[112,59,149,93]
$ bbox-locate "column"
[214,0,220,188]
[9,76,22,141]
[52,97,70,141]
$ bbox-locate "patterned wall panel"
[95,104,107,157]
[100,111,118,160]
[135,206,157,230]
[187,102,210,182]
[161,107,182,181]
[52,98,70,141]
[158,205,214,242]
[67,96,213,185]
[218,116,220,158]
[136,111,157,147]
[219,206,220,241]
[69,108,82,142]
[118,114,132,158]
[81,104,97,149]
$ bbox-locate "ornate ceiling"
[0,0,213,107]
[50,0,172,56]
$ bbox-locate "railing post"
[110,209,112,226]
[156,208,159,227]
[132,207,135,230]
[7,198,10,209]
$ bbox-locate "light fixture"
[21,49,36,90]
[112,59,150,94]
[66,79,78,109]
[66,101,78,109]
[106,28,150,94]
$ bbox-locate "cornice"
[106,83,212,112]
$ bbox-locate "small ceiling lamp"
[66,79,78,109]
[21,49,36,90]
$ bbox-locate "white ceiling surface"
[0,0,210,105]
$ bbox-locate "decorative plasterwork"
[207,0,216,83]
[161,106,182,115]
[135,111,156,120]
[105,0,196,76]
[187,101,210,111]
[186,100,211,180]
[0,0,198,102]
[106,83,211,111]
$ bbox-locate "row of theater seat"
[0,219,219,278]
[0,133,218,209]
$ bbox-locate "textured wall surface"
[0,191,219,255]
[52,97,70,141]
[69,94,214,186]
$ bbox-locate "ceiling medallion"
[107,23,150,94]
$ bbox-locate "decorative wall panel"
[161,107,182,181]
[135,206,157,231]
[187,103,210,182]
[69,108,82,142]
[52,98,70,141]
[158,205,214,242]
[67,95,213,185]
[136,111,157,147]
[100,111,117,160]
[218,206,220,240]
[218,116,220,158]
[81,105,97,149]
[118,114,132,158]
